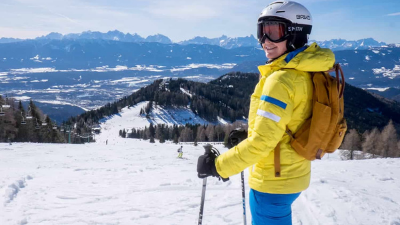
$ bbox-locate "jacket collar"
[258,42,335,77]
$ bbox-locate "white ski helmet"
[257,1,312,51]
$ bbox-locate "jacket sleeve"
[216,71,295,178]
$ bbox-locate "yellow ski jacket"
[216,43,335,194]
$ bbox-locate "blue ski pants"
[249,189,301,225]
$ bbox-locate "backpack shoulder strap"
[326,63,345,98]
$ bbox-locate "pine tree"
[149,123,155,138]
[143,127,148,140]
[159,134,165,143]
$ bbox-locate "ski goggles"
[257,20,290,43]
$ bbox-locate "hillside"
[0,97,65,143]
[67,71,400,137]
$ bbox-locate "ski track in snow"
[1,104,400,225]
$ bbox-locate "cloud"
[387,12,400,16]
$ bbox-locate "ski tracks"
[1,175,33,225]
[294,160,400,225]
[3,175,33,204]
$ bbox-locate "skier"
[197,1,336,224]
[106,139,108,145]
[177,146,183,158]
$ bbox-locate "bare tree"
[205,125,215,142]
[179,127,194,142]
[340,129,361,160]
[380,120,397,158]
[215,124,224,142]
[196,126,206,142]
[362,128,381,158]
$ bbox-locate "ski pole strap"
[274,143,281,177]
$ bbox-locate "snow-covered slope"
[1,103,400,225]
[97,102,212,144]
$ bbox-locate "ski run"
[1,103,400,225]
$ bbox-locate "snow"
[100,102,211,132]
[373,65,400,79]
[3,63,236,75]
[12,96,31,101]
[365,87,390,92]
[1,103,400,225]
[217,116,229,125]
[179,87,193,98]
[10,68,57,74]
[35,100,89,111]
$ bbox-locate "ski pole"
[198,177,207,225]
[236,137,247,225]
[198,144,212,225]
[241,170,247,225]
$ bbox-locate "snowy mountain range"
[0,31,399,123]
[0,30,393,50]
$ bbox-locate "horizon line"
[0,30,396,44]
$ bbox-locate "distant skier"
[106,139,108,145]
[177,146,183,158]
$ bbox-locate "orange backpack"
[274,64,347,177]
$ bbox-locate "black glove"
[197,154,219,178]
[197,145,229,182]
[227,128,248,148]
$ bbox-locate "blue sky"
[0,0,399,43]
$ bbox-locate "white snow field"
[1,104,400,225]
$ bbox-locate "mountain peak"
[145,34,172,44]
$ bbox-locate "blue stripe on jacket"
[260,95,287,109]
[284,45,307,63]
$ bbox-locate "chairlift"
[2,95,11,109]
[61,127,65,132]
[52,120,57,130]
[35,118,41,130]
[0,107,5,116]
[42,115,48,126]
[21,112,26,125]
[25,106,33,119]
